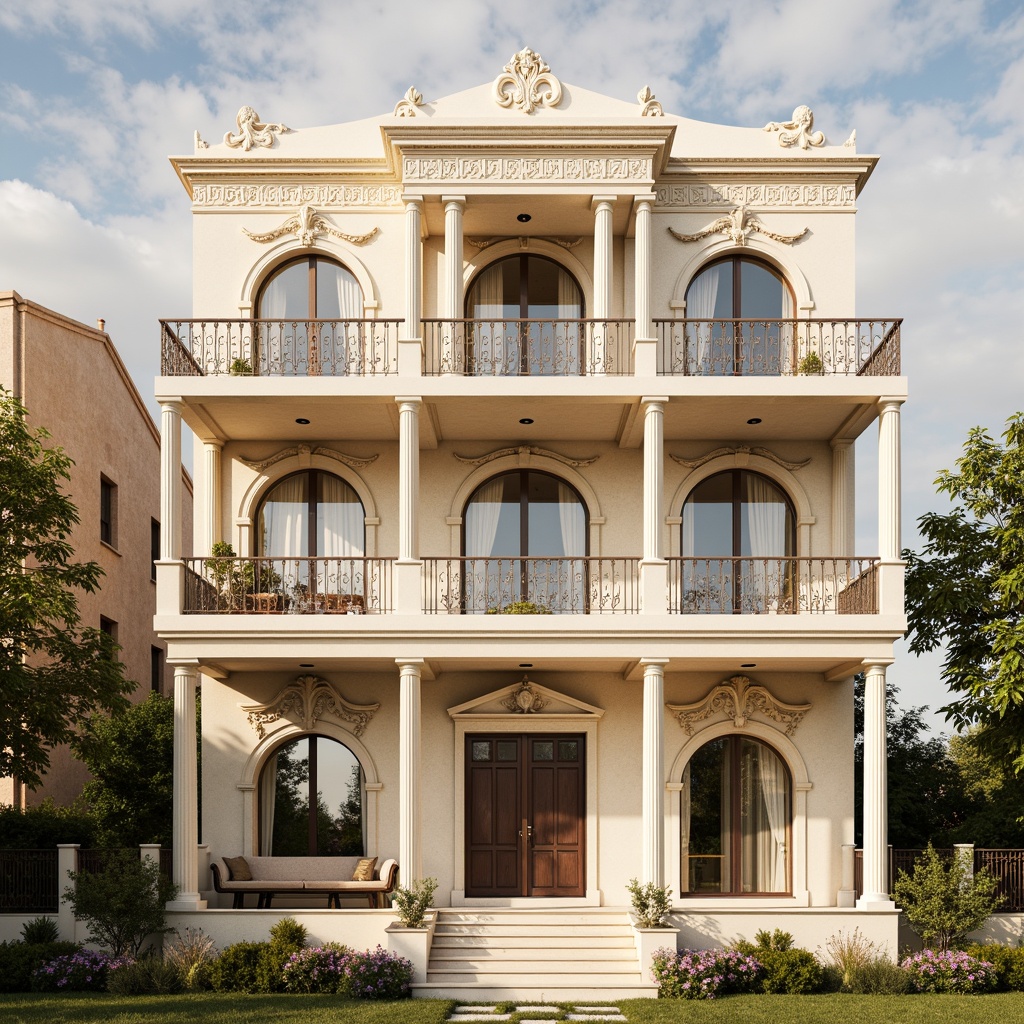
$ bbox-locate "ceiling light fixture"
[295,417,310,425]
[741,663,756,668]
[746,417,762,425]
[519,663,533,669]
[300,663,314,668]
[517,213,532,223]
[519,417,534,425]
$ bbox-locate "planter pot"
[385,913,436,984]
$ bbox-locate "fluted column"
[878,400,902,561]
[202,440,223,556]
[592,196,615,374]
[442,197,466,373]
[160,401,182,560]
[396,398,422,613]
[641,658,668,885]
[640,398,668,613]
[168,662,205,909]
[634,197,653,340]
[830,439,853,555]
[858,660,894,908]
[397,659,424,882]
[399,196,423,376]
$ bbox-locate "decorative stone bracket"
[667,675,811,736]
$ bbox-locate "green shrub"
[106,955,182,995]
[163,926,217,991]
[392,877,437,928]
[0,801,97,848]
[626,877,672,928]
[651,947,762,999]
[269,916,308,950]
[734,932,825,993]
[283,943,349,993]
[846,956,913,995]
[209,941,274,993]
[0,941,80,993]
[964,943,1024,991]
[892,843,1002,950]
[20,917,59,944]
[900,948,996,993]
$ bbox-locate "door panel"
[465,732,585,897]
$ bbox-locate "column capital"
[396,396,423,407]
[402,194,424,206]
[203,438,225,451]
[878,396,906,410]
[441,195,467,207]
[830,436,854,451]
[395,657,426,670]
[168,659,201,672]
[861,658,894,671]
[159,398,184,411]
[632,193,657,208]
[641,395,670,407]
[639,657,670,669]
[591,194,618,209]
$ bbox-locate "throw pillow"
[224,855,252,881]
[352,857,377,881]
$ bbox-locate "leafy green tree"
[944,727,1024,846]
[904,413,1024,772]
[892,844,1002,951]
[0,389,133,788]
[73,693,175,847]
[0,799,96,848]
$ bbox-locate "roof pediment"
[448,677,605,719]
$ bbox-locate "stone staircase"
[412,908,658,1000]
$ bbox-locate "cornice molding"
[190,183,404,209]
[667,675,811,736]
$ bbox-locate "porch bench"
[210,855,398,909]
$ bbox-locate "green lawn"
[3,993,1024,1024]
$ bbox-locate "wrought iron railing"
[422,319,634,375]
[976,849,1024,912]
[423,556,640,614]
[667,557,880,614]
[160,319,402,376]
[183,556,393,614]
[0,850,59,913]
[654,319,901,376]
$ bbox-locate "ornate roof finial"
[224,105,290,151]
[493,47,563,113]
[394,86,424,117]
[637,85,663,116]
[763,105,825,149]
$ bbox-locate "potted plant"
[486,600,552,614]
[797,351,824,375]
[205,541,252,610]
[229,357,253,376]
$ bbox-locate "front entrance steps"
[412,908,659,1000]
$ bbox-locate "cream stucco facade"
[155,51,907,991]
[1,292,193,806]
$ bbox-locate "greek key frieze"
[190,183,404,209]
[654,182,856,209]
[402,156,651,184]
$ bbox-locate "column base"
[856,895,896,911]
[166,895,208,911]
[837,889,856,908]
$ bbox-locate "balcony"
[654,319,901,376]
[422,319,634,376]
[179,555,878,615]
[160,320,403,376]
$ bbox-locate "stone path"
[447,1005,626,1023]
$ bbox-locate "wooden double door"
[465,732,585,898]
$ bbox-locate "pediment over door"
[447,677,605,720]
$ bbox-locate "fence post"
[56,844,79,942]
[955,843,975,886]
[838,844,856,907]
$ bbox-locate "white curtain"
[680,763,692,892]
[465,478,505,612]
[780,279,795,373]
[259,753,278,855]
[745,474,788,611]
[258,274,290,374]
[557,266,581,374]
[557,481,586,610]
[687,266,720,373]
[756,746,789,891]
[319,476,365,559]
[261,475,308,557]
[335,268,364,374]
[472,264,507,373]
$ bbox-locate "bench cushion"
[224,855,252,881]
[352,857,377,881]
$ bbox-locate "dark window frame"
[100,477,117,547]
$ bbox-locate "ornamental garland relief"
[667,675,811,736]
[654,183,856,209]
[242,675,380,739]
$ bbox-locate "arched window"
[466,255,584,375]
[257,470,365,610]
[684,256,794,375]
[681,470,796,613]
[258,735,365,856]
[256,255,363,375]
[681,735,791,894]
[462,470,587,612]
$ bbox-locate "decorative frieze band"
[403,156,651,184]
[655,182,856,209]
[190,183,404,209]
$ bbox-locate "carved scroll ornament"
[668,205,807,247]
[454,445,598,468]
[240,443,378,472]
[243,205,378,247]
[671,445,810,471]
[501,679,550,714]
[225,105,290,150]
[667,675,811,736]
[638,85,663,116]
[493,47,563,113]
[763,105,825,149]
[243,675,380,738]
[467,236,582,250]
[394,87,424,117]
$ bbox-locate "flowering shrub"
[651,946,761,999]
[31,949,131,992]
[337,945,413,1000]
[900,949,995,994]
[282,943,350,994]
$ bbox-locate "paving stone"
[566,1016,625,1022]
[515,1008,560,1014]
[448,1016,511,1022]
[571,1010,622,1016]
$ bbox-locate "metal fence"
[0,850,59,913]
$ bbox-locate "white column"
[878,400,902,560]
[830,439,853,554]
[399,196,423,376]
[591,196,615,373]
[640,398,668,613]
[633,198,653,340]
[202,440,223,556]
[160,401,182,560]
[641,659,668,885]
[168,662,205,909]
[858,661,894,908]
[397,658,424,882]
[396,398,422,614]
[442,196,466,373]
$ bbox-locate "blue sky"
[1,0,1023,729]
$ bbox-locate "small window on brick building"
[99,616,117,642]
[100,477,117,546]
[151,519,160,581]
[151,646,164,692]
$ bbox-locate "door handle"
[519,820,533,842]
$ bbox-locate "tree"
[73,693,175,847]
[904,413,1024,773]
[944,727,1024,846]
[0,389,133,788]
[853,676,966,846]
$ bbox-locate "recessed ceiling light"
[519,663,533,668]
[295,418,310,424]
[741,663,756,668]
[746,418,762,425]
[300,663,314,668]
[519,417,534,425]
[517,213,532,223]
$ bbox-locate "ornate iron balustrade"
[667,557,880,614]
[976,849,1024,912]
[653,319,901,376]
[183,556,393,614]
[160,319,402,376]
[423,556,640,614]
[0,849,58,913]
[422,319,634,375]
